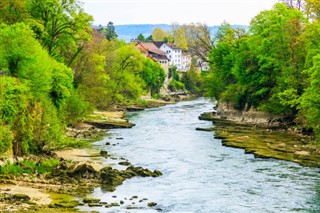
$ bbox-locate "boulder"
[83,198,100,204]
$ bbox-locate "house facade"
[154,42,183,70]
[181,51,192,72]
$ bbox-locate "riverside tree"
[204,2,320,142]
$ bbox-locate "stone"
[118,161,131,166]
[148,202,157,207]
[88,203,103,207]
[83,198,100,204]
[13,194,30,202]
[100,150,108,155]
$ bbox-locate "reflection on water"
[78,98,320,213]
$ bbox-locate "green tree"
[249,3,306,113]
[0,0,29,24]
[300,55,320,142]
[140,58,165,96]
[105,44,145,104]
[152,27,168,41]
[137,33,146,41]
[27,0,93,63]
[0,23,85,155]
[173,27,188,50]
[105,21,118,41]
[181,64,203,95]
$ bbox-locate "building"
[154,42,183,70]
[181,51,192,72]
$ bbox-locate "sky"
[82,0,280,26]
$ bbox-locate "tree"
[181,64,203,95]
[146,35,153,41]
[0,0,29,24]
[72,29,111,109]
[27,0,93,64]
[281,0,304,10]
[152,27,168,41]
[182,23,213,63]
[105,21,118,41]
[105,44,145,104]
[173,27,188,50]
[249,3,306,113]
[0,23,76,155]
[137,33,146,41]
[140,58,165,96]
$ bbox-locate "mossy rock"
[147,202,157,207]
[54,201,80,208]
[83,198,100,204]
[13,194,30,202]
[118,161,131,166]
[88,203,103,207]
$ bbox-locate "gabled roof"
[153,41,166,48]
[137,42,166,55]
[161,43,181,50]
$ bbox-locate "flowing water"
[78,98,320,213]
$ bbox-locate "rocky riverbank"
[198,111,320,167]
[0,98,176,212]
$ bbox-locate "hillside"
[110,24,248,42]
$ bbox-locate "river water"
[79,98,320,213]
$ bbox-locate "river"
[78,98,320,213]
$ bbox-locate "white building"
[154,42,183,70]
[181,51,192,72]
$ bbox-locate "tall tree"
[173,27,188,50]
[152,27,168,41]
[140,58,165,96]
[137,33,146,41]
[105,21,118,41]
[27,0,93,64]
[105,44,145,104]
[182,23,213,63]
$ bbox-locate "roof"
[138,42,166,55]
[153,41,166,48]
[161,43,181,50]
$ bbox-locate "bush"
[168,79,185,92]
[0,124,13,154]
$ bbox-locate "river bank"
[0,97,182,212]
[198,111,320,167]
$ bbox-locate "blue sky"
[82,0,279,26]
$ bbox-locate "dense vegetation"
[204,2,320,142]
[0,0,166,156]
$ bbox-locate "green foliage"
[137,33,146,41]
[0,158,61,176]
[105,44,145,104]
[0,23,85,155]
[169,66,179,81]
[140,58,165,96]
[168,79,185,92]
[205,3,306,113]
[62,90,91,126]
[181,65,203,95]
[0,123,13,154]
[26,0,93,62]
[300,55,320,142]
[105,21,118,41]
[204,2,320,142]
